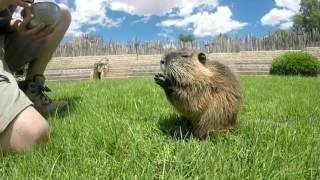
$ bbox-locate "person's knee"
[58,4,72,28]
[12,107,49,151]
[28,119,49,145]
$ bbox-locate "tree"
[178,33,194,42]
[213,34,231,52]
[293,0,320,32]
[262,29,291,50]
[215,33,230,42]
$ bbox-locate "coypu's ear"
[198,53,206,65]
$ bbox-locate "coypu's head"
[160,49,210,85]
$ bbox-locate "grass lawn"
[1,76,320,179]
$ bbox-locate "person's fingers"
[22,23,46,39]
[33,25,54,41]
[42,25,54,35]
[23,0,34,3]
[11,19,22,30]
[16,1,32,8]
[20,14,34,30]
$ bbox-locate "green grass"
[1,76,320,179]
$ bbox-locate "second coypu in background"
[155,49,242,139]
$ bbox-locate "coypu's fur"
[155,49,242,139]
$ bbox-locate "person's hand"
[1,0,33,9]
[10,15,54,41]
[14,0,33,8]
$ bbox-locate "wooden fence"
[54,30,320,57]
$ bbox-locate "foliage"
[293,0,320,32]
[178,33,194,42]
[270,52,320,76]
[210,33,234,52]
[262,29,290,49]
[215,33,230,41]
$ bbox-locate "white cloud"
[62,0,220,37]
[53,0,244,38]
[261,0,300,29]
[177,0,219,17]
[87,27,97,33]
[159,6,247,37]
[261,8,295,26]
[67,0,124,36]
[158,28,174,39]
[131,16,150,25]
[275,0,301,12]
[109,0,218,17]
[279,21,294,30]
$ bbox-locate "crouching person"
[0,0,71,151]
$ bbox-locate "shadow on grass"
[45,95,82,118]
[158,114,193,140]
[158,114,243,141]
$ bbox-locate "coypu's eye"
[198,53,206,65]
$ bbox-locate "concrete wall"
[45,47,320,81]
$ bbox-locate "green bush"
[270,52,320,76]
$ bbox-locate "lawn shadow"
[45,95,82,118]
[158,114,193,140]
[158,114,243,141]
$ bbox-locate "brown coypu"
[154,49,242,139]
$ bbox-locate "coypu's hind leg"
[193,109,236,139]
[192,125,209,139]
[192,113,217,139]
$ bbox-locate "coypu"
[154,49,242,139]
[91,58,109,80]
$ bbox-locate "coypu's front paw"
[154,73,167,87]
[155,73,174,95]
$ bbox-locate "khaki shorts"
[0,33,43,133]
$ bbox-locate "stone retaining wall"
[45,47,320,81]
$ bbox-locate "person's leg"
[3,4,71,115]
[26,4,71,79]
[0,57,49,152]
[0,106,49,152]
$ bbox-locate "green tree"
[293,0,320,32]
[272,29,289,36]
[215,33,230,41]
[178,33,194,42]
[213,34,231,52]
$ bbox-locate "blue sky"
[51,0,301,41]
